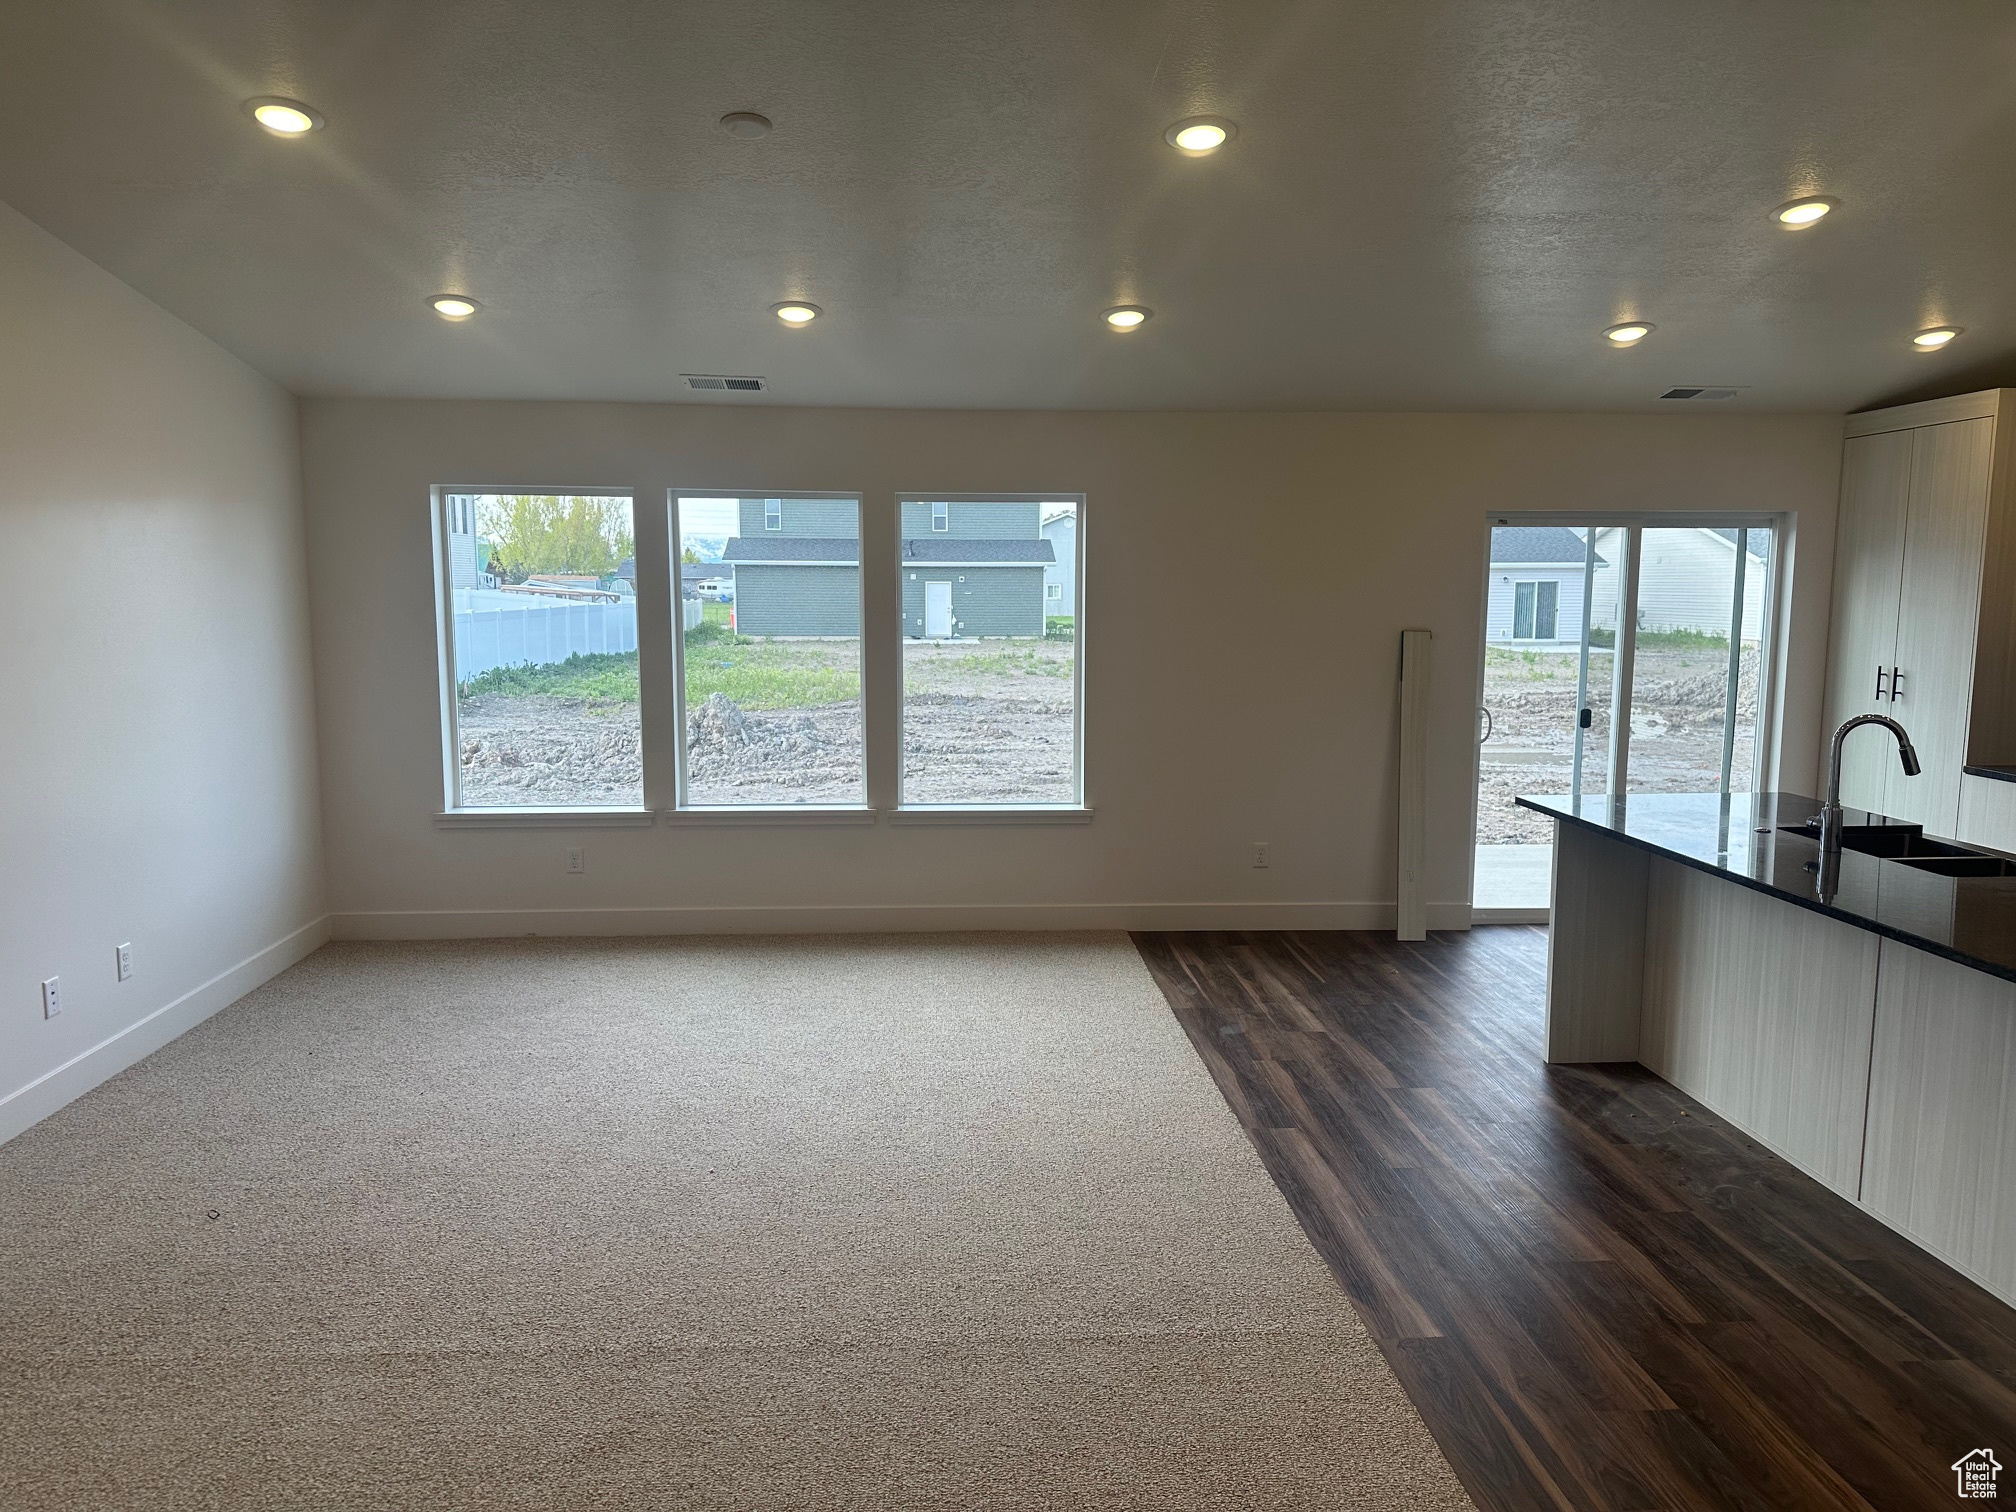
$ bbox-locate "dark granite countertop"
[1514,790,2016,984]
[1965,765,2016,785]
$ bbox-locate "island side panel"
[1544,819,1649,1063]
[1639,857,1881,1198]
[1863,940,2016,1307]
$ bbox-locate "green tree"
[681,546,701,564]
[479,495,632,579]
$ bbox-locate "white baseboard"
[331,900,1478,939]
[0,915,331,1148]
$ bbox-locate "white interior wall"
[302,400,1842,936]
[0,202,327,1144]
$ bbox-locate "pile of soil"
[1478,646,1761,845]
[684,692,863,804]
[458,694,642,806]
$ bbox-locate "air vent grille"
[682,374,767,392]
[1659,386,1747,401]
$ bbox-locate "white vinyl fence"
[453,595,639,680]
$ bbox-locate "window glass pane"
[1513,581,1535,639]
[677,495,863,805]
[1535,579,1558,640]
[446,493,640,808]
[1627,526,1772,794]
[901,498,1079,804]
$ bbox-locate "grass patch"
[911,643,1071,679]
[460,651,639,704]
[1635,627,1729,652]
[1045,615,1075,642]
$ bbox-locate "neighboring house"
[722,498,1054,637]
[681,560,733,601]
[1587,526,1768,641]
[444,493,489,589]
[1486,526,1595,645]
[1040,507,1076,618]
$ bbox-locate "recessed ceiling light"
[1772,194,1837,227]
[429,295,479,321]
[244,97,323,135]
[1102,305,1152,330]
[1164,117,1236,155]
[1913,326,1963,349]
[1604,322,1653,345]
[772,301,821,325]
[720,112,773,138]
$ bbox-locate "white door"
[924,580,953,638]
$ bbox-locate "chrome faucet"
[1818,714,1921,853]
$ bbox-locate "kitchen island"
[1522,789,2016,1307]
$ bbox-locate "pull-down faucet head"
[1818,714,1920,854]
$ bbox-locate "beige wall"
[303,399,1842,935]
[0,202,326,1142]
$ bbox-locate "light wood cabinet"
[1862,941,2016,1302]
[1825,393,2016,838]
[1638,858,1880,1198]
[1821,430,1910,814]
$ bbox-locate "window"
[673,494,864,806]
[1512,579,1559,640]
[438,492,640,808]
[899,496,1080,805]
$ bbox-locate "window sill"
[663,806,878,827]
[889,805,1093,826]
[434,807,658,829]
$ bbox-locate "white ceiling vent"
[1659,386,1748,401]
[682,374,767,392]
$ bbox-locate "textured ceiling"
[3,0,2015,411]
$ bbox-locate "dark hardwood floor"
[1133,926,2016,1512]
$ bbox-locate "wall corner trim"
[0,916,331,1148]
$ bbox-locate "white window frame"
[764,499,782,531]
[667,491,871,818]
[892,493,1086,820]
[931,501,950,532]
[429,485,653,825]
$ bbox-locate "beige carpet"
[0,933,1472,1511]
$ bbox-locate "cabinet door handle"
[1891,666,1905,700]
[1876,664,1890,701]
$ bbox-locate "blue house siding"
[900,501,1040,538]
[733,564,861,637]
[903,566,1046,638]
[738,498,859,538]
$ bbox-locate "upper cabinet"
[1824,392,2016,837]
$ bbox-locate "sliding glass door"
[1474,518,1777,912]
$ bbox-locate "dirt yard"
[1478,642,1760,844]
[456,638,1076,807]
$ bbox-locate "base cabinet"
[1638,859,1879,1198]
[1862,942,2016,1302]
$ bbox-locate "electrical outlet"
[41,977,61,1018]
[566,846,586,875]
[116,943,133,981]
[1252,842,1270,869]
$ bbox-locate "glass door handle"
[1479,706,1494,743]
[1579,707,1593,729]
